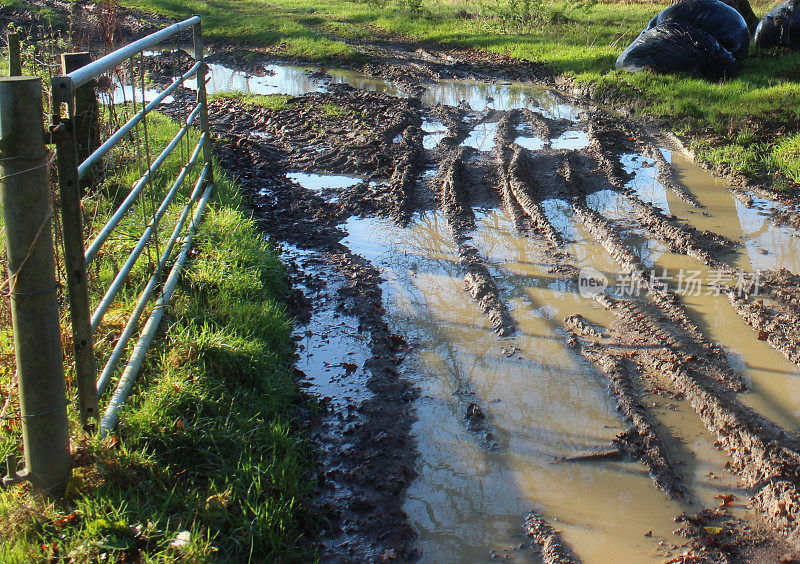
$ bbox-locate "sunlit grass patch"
[208,91,293,110]
[770,133,800,185]
[0,111,313,561]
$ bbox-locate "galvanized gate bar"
[96,163,211,396]
[84,104,202,265]
[90,134,206,331]
[100,177,215,433]
[66,16,201,89]
[47,14,215,437]
[77,61,202,179]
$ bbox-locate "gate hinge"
[45,121,71,145]
[0,455,29,489]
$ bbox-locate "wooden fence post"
[192,18,214,181]
[0,77,71,494]
[52,73,98,430]
[60,53,98,192]
[8,33,21,77]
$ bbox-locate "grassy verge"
[0,111,314,562]
[123,0,800,188]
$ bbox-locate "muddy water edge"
[151,52,800,562]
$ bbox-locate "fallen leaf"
[715,493,736,507]
[54,510,81,528]
[703,526,724,535]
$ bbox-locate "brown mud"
[523,511,581,564]
[144,42,800,562]
[729,270,800,366]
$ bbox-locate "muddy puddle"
[196,58,581,118]
[332,208,756,562]
[606,155,800,430]
[205,56,800,560]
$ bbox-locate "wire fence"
[0,16,214,491]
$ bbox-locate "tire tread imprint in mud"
[523,511,581,564]
[571,200,746,392]
[440,146,517,336]
[598,294,800,545]
[565,314,689,499]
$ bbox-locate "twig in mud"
[564,315,689,500]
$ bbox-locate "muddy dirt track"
[156,44,800,562]
[9,0,800,559]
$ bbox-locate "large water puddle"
[188,58,580,120]
[340,207,749,563]
[166,56,800,560]
[622,151,800,273]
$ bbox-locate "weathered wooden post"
[7,33,21,77]
[0,77,71,494]
[60,53,98,192]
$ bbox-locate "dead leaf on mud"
[715,493,735,507]
[341,362,358,374]
[702,526,724,535]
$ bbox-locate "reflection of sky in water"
[515,136,546,151]
[109,84,173,105]
[422,119,448,149]
[190,63,403,97]
[420,78,581,121]
[286,243,373,408]
[735,197,800,272]
[286,172,361,191]
[340,210,689,564]
[620,154,669,213]
[462,121,498,151]
[189,61,580,120]
[541,198,576,240]
[551,130,589,150]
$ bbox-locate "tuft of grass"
[0,110,313,562]
[322,102,345,117]
[208,91,293,109]
[769,133,800,185]
[697,141,768,178]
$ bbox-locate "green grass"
[208,91,292,109]
[2,0,67,27]
[121,0,800,187]
[0,111,313,562]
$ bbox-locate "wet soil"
[4,0,177,44]
[146,41,800,562]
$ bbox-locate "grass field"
[0,110,314,562]
[3,0,800,560]
[121,0,800,187]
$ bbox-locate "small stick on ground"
[565,315,689,499]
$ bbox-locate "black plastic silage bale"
[616,23,739,81]
[754,0,800,49]
[646,0,750,61]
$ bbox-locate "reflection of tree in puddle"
[342,210,697,564]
